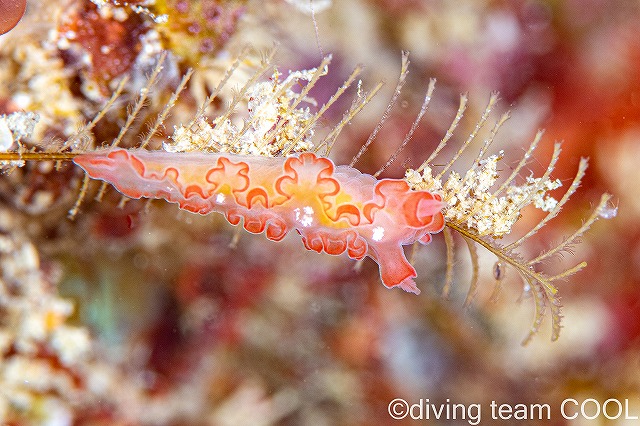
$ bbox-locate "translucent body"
[74,149,445,294]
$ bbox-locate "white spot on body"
[372,226,385,242]
[294,206,314,227]
[216,193,226,204]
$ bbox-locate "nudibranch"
[73,148,445,294]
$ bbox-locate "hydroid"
[0,52,613,343]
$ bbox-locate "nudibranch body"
[74,148,445,294]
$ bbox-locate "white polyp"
[599,205,618,219]
[0,119,12,151]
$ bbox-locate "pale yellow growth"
[166,67,322,156]
[1,43,84,139]
[406,151,562,237]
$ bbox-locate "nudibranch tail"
[73,148,446,293]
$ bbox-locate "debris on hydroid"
[166,66,326,156]
[405,150,563,237]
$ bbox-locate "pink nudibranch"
[74,149,445,294]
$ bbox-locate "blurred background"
[0,0,637,424]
